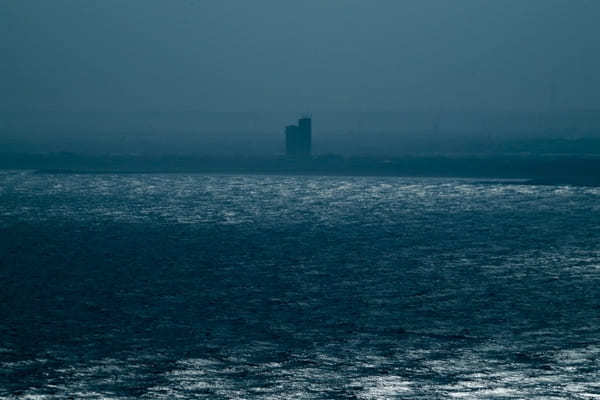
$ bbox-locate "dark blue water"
[1,172,600,398]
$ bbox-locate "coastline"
[2,153,599,186]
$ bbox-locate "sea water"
[1,171,600,399]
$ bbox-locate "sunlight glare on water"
[1,172,600,398]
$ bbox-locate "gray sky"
[2,0,600,113]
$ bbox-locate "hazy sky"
[2,0,600,113]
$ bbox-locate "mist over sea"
[1,171,600,399]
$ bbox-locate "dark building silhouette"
[285,116,311,157]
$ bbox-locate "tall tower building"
[285,125,300,156]
[285,116,311,157]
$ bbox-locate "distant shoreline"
[2,153,600,186]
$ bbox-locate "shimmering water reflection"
[1,172,600,398]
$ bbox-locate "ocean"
[1,171,600,399]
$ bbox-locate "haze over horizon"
[2,1,600,154]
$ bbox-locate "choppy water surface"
[1,171,600,399]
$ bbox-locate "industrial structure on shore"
[285,116,311,157]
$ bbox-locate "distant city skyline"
[2,1,600,156]
[2,109,600,156]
